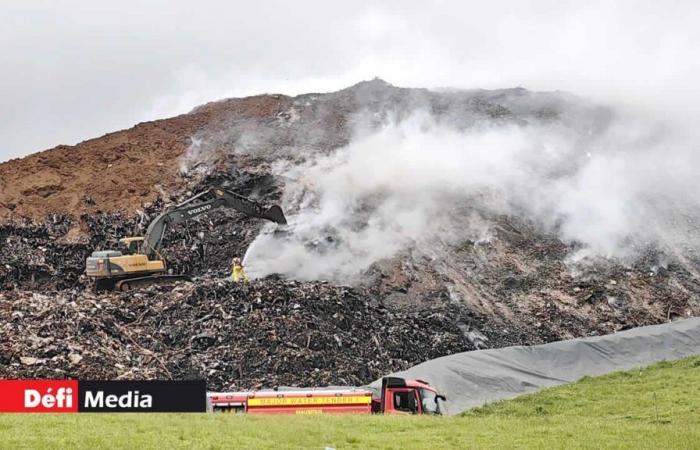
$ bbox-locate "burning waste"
[2,80,700,389]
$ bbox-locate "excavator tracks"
[114,275,191,292]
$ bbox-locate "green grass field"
[1,356,699,449]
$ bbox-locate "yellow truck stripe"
[247,396,371,406]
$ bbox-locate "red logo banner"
[0,380,79,412]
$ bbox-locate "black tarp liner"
[371,317,700,415]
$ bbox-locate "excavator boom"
[85,186,287,291]
[143,187,286,257]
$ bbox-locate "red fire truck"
[207,377,446,415]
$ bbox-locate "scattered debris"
[0,279,474,390]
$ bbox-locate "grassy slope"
[1,356,698,449]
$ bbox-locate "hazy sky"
[1,0,699,161]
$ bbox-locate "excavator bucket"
[264,205,287,225]
[137,186,289,259]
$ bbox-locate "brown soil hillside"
[0,94,289,221]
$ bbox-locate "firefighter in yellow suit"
[231,257,249,283]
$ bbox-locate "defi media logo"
[0,380,205,413]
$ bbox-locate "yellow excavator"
[85,186,286,291]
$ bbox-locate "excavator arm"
[142,187,286,257]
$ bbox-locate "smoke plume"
[238,95,700,283]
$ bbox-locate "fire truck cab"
[374,377,446,415]
[207,377,446,415]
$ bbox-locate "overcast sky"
[1,0,699,162]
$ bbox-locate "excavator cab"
[120,237,145,255]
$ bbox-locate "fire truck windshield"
[420,388,442,415]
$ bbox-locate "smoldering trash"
[2,81,700,390]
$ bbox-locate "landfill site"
[2,79,700,393]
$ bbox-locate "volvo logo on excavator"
[186,204,213,216]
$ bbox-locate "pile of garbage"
[2,175,699,390]
[2,80,700,390]
[0,217,90,290]
[0,278,473,390]
[0,171,280,290]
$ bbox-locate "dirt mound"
[0,79,566,223]
[0,94,289,222]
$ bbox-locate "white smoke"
[243,106,700,283]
